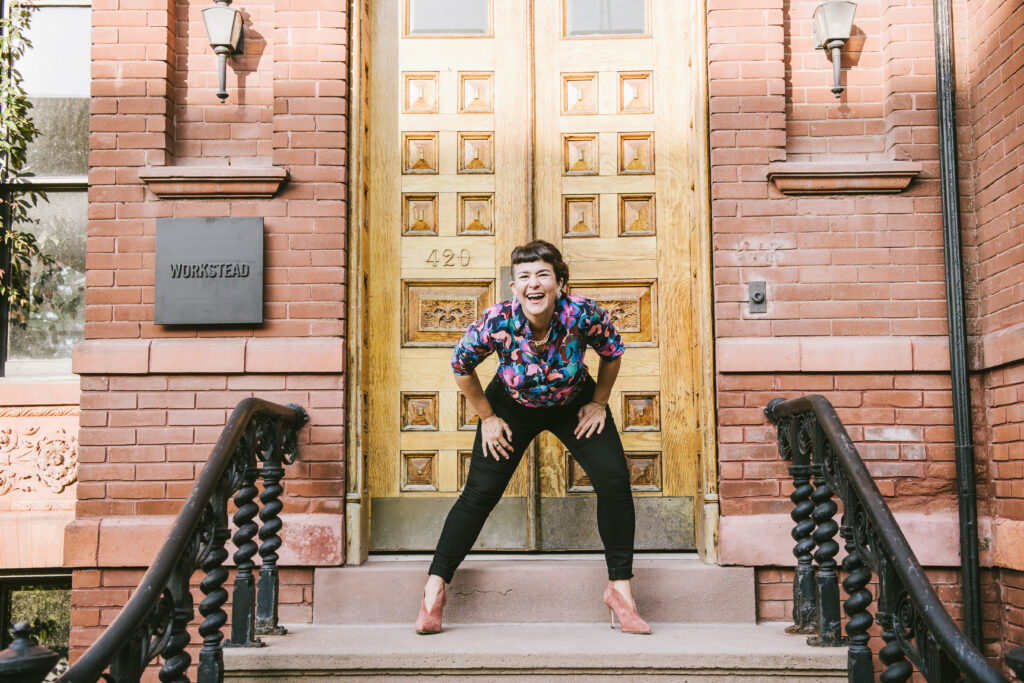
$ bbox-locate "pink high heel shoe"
[603,582,651,635]
[415,586,448,634]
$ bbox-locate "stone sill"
[717,325,1024,374]
[139,166,288,198]
[64,513,344,567]
[766,161,922,194]
[71,337,344,375]
[720,514,1024,572]
[0,377,80,406]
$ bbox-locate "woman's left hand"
[574,401,607,439]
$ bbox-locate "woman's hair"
[510,240,570,285]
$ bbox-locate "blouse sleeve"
[451,314,495,376]
[583,301,625,360]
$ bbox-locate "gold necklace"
[530,323,553,351]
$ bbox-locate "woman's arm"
[454,370,513,460]
[574,356,621,439]
[591,355,621,404]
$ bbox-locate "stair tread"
[223,622,847,672]
[313,557,757,624]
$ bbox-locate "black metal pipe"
[931,0,982,649]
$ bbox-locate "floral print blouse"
[451,294,625,407]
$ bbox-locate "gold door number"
[426,248,471,268]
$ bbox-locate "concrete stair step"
[313,554,757,625]
[222,623,847,681]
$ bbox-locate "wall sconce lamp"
[202,0,244,102]
[812,0,857,97]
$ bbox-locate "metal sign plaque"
[155,217,264,325]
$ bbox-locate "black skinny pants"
[429,374,636,582]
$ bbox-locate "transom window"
[406,0,490,36]
[564,0,647,37]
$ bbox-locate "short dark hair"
[510,240,569,285]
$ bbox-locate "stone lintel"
[139,165,288,198]
[766,161,922,194]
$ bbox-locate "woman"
[415,240,650,635]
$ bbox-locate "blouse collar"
[512,292,567,337]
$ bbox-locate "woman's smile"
[511,259,561,324]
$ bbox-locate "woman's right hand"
[481,415,514,460]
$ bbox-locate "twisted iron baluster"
[256,421,287,636]
[197,503,231,683]
[229,461,264,647]
[158,605,192,683]
[878,559,914,683]
[788,451,817,633]
[807,430,844,647]
[789,414,819,635]
[878,610,914,682]
[841,504,874,681]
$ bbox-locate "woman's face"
[511,259,561,319]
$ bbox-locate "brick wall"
[963,0,1024,339]
[76,373,343,518]
[785,0,886,160]
[717,372,989,516]
[710,0,948,341]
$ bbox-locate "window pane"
[2,581,71,669]
[8,192,87,360]
[408,0,489,35]
[17,6,91,98]
[16,6,91,178]
[565,0,646,36]
[25,98,90,177]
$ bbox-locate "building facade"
[1,0,1022,674]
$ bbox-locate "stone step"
[222,623,847,682]
[313,554,756,625]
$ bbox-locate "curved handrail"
[59,397,308,683]
[766,394,1007,683]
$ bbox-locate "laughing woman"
[414,239,649,635]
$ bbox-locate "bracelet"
[590,400,607,408]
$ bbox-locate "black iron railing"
[0,398,308,683]
[765,394,1019,683]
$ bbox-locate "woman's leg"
[427,407,541,584]
[550,407,635,582]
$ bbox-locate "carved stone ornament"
[0,423,79,495]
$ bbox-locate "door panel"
[533,0,696,550]
[368,0,699,551]
[368,0,533,551]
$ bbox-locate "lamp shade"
[202,2,243,50]
[812,0,857,49]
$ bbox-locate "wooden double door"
[364,0,709,552]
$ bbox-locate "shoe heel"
[608,607,617,629]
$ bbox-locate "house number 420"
[426,248,471,267]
